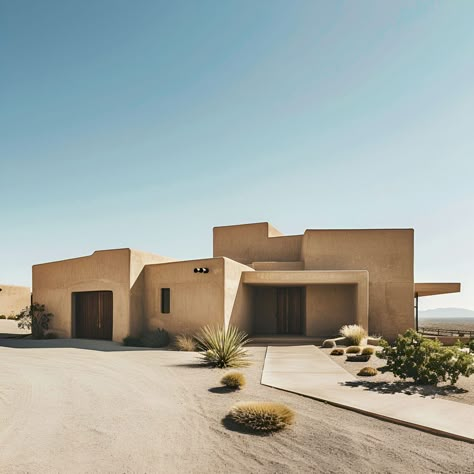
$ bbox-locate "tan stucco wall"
[224,258,254,333]
[0,284,30,316]
[144,258,226,335]
[213,223,302,265]
[33,249,132,341]
[129,250,176,337]
[302,229,414,339]
[305,284,357,337]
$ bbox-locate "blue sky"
[1,1,473,310]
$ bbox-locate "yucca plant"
[194,325,251,368]
[339,324,367,346]
[174,334,197,351]
[229,402,295,431]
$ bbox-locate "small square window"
[161,288,170,314]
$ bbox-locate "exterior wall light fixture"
[194,267,209,274]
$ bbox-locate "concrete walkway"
[261,345,474,443]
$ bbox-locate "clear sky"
[1,1,473,310]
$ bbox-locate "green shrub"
[322,339,336,348]
[378,329,474,385]
[141,328,170,348]
[122,329,170,348]
[174,334,197,351]
[221,371,246,389]
[468,339,474,354]
[17,303,53,339]
[358,367,378,377]
[123,336,144,347]
[346,346,361,354]
[0,315,6,320]
[330,348,345,356]
[195,325,250,368]
[361,347,375,355]
[229,402,294,431]
[339,324,367,346]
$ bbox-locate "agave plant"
[194,325,251,368]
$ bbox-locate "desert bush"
[339,324,367,346]
[361,347,375,355]
[346,346,361,354]
[229,402,294,431]
[17,303,53,339]
[358,367,378,377]
[468,339,474,354]
[174,334,197,351]
[322,339,336,348]
[378,329,474,385]
[221,371,246,389]
[7,315,17,320]
[195,325,250,368]
[330,348,345,356]
[123,336,144,347]
[0,315,6,320]
[123,328,170,348]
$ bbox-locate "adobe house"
[0,284,31,317]
[32,222,460,342]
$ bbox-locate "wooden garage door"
[74,291,113,340]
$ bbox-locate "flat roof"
[415,283,461,297]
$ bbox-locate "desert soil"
[0,338,472,474]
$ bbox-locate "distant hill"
[419,307,474,319]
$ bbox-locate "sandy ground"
[0,319,30,336]
[0,339,473,474]
[321,346,474,406]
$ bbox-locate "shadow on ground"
[342,380,468,397]
[209,386,237,394]
[0,337,169,352]
[221,415,273,437]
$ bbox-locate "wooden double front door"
[74,291,113,340]
[276,287,304,335]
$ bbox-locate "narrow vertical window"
[161,288,170,314]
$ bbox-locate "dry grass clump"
[229,402,294,431]
[221,371,246,389]
[174,334,197,351]
[346,346,361,354]
[330,348,345,356]
[358,367,378,377]
[361,347,375,355]
[339,324,367,346]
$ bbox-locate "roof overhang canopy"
[414,282,461,297]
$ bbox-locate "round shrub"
[322,339,336,348]
[330,348,345,356]
[346,346,361,354]
[358,367,378,377]
[361,347,375,355]
[221,371,246,389]
[229,402,294,431]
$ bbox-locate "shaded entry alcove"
[73,291,113,340]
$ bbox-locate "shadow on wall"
[0,338,170,353]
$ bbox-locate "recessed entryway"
[73,291,113,340]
